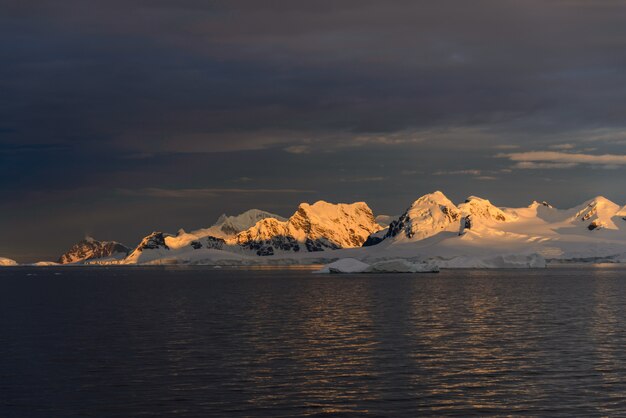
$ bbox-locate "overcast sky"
[3,0,626,261]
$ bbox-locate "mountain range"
[6,191,626,268]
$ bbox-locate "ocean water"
[2,266,626,417]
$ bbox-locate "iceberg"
[315,258,370,274]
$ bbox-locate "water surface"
[2,266,626,417]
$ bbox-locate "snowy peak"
[288,201,380,247]
[375,214,396,227]
[459,196,508,222]
[235,200,381,254]
[386,191,461,241]
[156,209,287,251]
[569,196,621,230]
[123,232,170,264]
[212,209,286,236]
[58,237,130,264]
[536,201,554,209]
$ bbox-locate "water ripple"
[2,266,626,416]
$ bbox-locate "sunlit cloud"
[512,162,578,169]
[499,151,626,168]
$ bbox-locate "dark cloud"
[3,1,626,261]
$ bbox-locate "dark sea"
[2,266,626,417]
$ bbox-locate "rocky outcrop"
[136,232,169,251]
[458,215,472,235]
[58,237,130,264]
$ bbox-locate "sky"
[3,0,626,262]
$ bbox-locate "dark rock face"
[458,215,472,236]
[219,224,240,236]
[441,205,460,222]
[386,212,411,239]
[240,236,300,256]
[135,232,169,252]
[205,236,226,250]
[240,235,342,255]
[305,238,339,252]
[362,235,384,247]
[581,204,597,221]
[256,247,274,256]
[190,241,203,249]
[58,238,130,264]
[588,220,603,231]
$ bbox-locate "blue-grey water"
[2,266,626,417]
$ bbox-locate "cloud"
[499,151,626,168]
[433,169,482,176]
[512,162,579,169]
[117,187,314,198]
[549,143,576,150]
[284,145,311,154]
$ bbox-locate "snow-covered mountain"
[27,191,626,268]
[123,232,171,264]
[235,201,382,255]
[385,191,461,242]
[58,237,130,264]
[195,209,286,239]
[361,191,626,265]
[0,257,18,266]
[145,209,286,252]
[565,196,625,231]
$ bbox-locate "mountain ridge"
[9,192,626,267]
